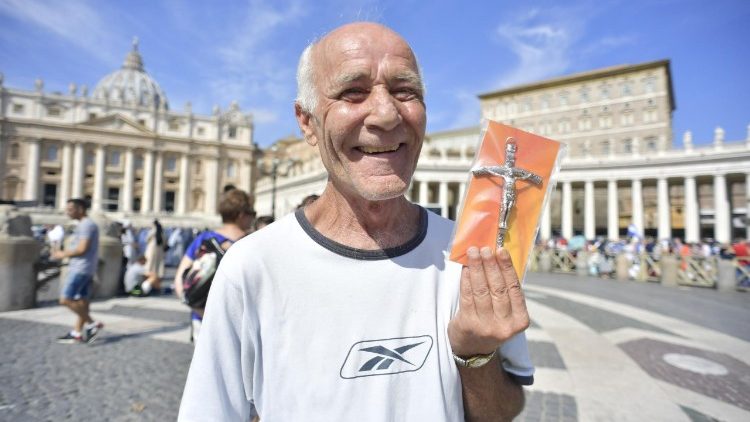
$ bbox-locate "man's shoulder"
[78,217,98,233]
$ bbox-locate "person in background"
[253,215,274,232]
[173,189,255,341]
[730,238,750,287]
[144,219,165,279]
[119,221,137,295]
[52,198,103,344]
[47,223,65,251]
[124,255,161,296]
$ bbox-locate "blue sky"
[1,0,748,147]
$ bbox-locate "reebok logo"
[340,335,433,379]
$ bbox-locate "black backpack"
[182,237,226,308]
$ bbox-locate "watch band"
[452,350,497,368]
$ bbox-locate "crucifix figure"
[471,137,543,247]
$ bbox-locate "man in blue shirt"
[52,198,103,344]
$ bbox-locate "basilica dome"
[92,39,168,109]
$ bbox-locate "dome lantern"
[91,38,168,109]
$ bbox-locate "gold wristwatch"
[452,350,497,368]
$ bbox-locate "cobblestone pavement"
[516,273,750,422]
[1,272,748,421]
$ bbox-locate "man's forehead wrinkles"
[334,71,368,85]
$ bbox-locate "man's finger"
[487,248,513,319]
[467,247,493,316]
[497,249,530,326]
[458,266,475,312]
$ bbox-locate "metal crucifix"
[471,137,543,247]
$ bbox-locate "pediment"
[81,113,152,135]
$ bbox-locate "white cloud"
[491,3,636,91]
[0,0,118,64]
[493,7,581,89]
[210,0,306,106]
[249,108,279,124]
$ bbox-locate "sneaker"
[57,332,83,344]
[84,321,104,343]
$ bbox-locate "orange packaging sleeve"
[449,120,565,282]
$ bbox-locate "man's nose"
[364,88,401,131]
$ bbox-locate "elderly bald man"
[179,22,534,421]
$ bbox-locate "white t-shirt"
[179,208,534,421]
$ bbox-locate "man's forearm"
[459,357,525,422]
[63,247,86,258]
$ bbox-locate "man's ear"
[295,103,318,146]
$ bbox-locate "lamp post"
[263,146,295,219]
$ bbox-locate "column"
[58,142,73,209]
[631,178,643,237]
[122,148,134,213]
[584,180,595,240]
[71,143,85,198]
[204,157,219,214]
[541,200,551,240]
[746,173,750,240]
[91,144,106,212]
[152,151,164,212]
[141,150,154,213]
[419,180,429,205]
[561,181,573,240]
[405,179,414,201]
[607,179,619,240]
[684,175,699,243]
[24,139,40,201]
[439,181,449,218]
[177,153,191,214]
[713,173,730,243]
[239,158,251,192]
[458,182,466,205]
[657,177,671,240]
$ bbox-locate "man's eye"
[340,89,369,102]
[392,89,420,101]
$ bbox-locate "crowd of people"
[538,233,750,285]
[34,189,320,345]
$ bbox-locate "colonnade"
[23,139,219,215]
[408,172,749,245]
[539,173,750,244]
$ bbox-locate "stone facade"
[478,60,674,158]
[0,41,256,228]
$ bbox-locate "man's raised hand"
[448,246,530,357]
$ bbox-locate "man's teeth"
[359,145,400,154]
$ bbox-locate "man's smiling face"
[297,23,426,202]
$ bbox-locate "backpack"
[182,237,226,308]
